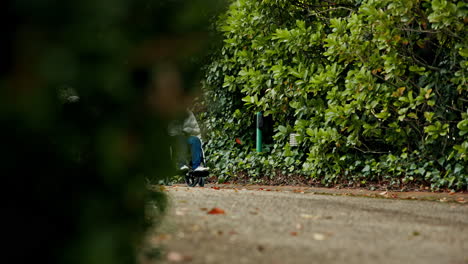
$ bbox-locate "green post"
[256,112,262,152]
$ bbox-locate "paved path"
[143,184,468,264]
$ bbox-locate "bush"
[201,0,467,190]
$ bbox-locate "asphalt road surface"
[143,185,468,264]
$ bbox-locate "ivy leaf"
[459,48,468,57]
[241,95,252,103]
[278,125,288,134]
[424,112,434,122]
[409,65,426,72]
[457,119,468,135]
[407,112,418,119]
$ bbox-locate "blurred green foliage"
[201,0,467,190]
[1,0,225,263]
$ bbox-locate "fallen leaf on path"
[257,245,265,252]
[290,232,298,236]
[300,214,320,220]
[456,197,466,203]
[167,251,190,262]
[200,208,208,211]
[379,191,388,196]
[313,233,326,241]
[212,186,221,190]
[207,207,225,214]
[149,233,172,243]
[175,210,185,216]
[439,197,448,202]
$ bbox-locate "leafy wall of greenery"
[200,0,468,190]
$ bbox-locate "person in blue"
[168,109,209,173]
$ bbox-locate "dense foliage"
[201,0,468,190]
[1,0,223,263]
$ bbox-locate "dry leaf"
[300,214,319,220]
[313,233,325,241]
[257,245,265,252]
[175,210,185,216]
[149,234,172,244]
[207,207,225,215]
[290,232,298,236]
[456,197,465,203]
[167,251,183,262]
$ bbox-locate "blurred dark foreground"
[0,1,224,263]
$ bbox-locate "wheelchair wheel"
[198,177,205,187]
[185,174,198,187]
[185,174,206,187]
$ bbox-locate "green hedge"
[200,0,468,190]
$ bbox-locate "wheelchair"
[171,138,209,187]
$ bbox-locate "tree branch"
[307,6,355,17]
[411,53,443,71]
[352,146,388,154]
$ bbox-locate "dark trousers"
[172,135,203,169]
